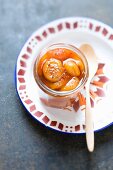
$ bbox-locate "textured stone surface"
[1,0,113,170]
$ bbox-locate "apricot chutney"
[36,48,85,91]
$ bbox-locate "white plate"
[15,17,113,133]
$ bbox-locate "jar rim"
[34,43,89,97]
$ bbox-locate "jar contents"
[36,48,85,91]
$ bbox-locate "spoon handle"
[85,83,94,152]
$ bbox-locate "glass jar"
[34,43,89,110]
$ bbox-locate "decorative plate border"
[16,17,113,133]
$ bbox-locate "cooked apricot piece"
[43,58,64,82]
[60,77,80,91]
[75,59,85,72]
[47,48,71,61]
[44,72,70,90]
[63,59,80,77]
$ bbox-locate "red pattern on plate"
[35,36,42,41]
[75,125,80,131]
[48,27,55,33]
[89,23,93,30]
[34,111,44,117]
[91,76,109,88]
[83,125,86,129]
[95,88,105,97]
[27,47,32,54]
[42,31,48,37]
[22,54,29,59]
[50,121,57,126]
[95,26,101,32]
[109,34,113,40]
[18,77,25,83]
[65,22,70,29]
[95,63,105,75]
[102,28,108,36]
[20,60,26,68]
[58,123,64,130]
[24,99,33,104]
[19,85,26,90]
[18,69,25,76]
[73,22,78,28]
[57,23,63,31]
[42,116,50,124]
[30,105,36,112]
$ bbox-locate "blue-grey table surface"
[1,0,113,170]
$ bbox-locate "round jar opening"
[34,43,89,97]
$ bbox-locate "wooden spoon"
[80,44,98,152]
